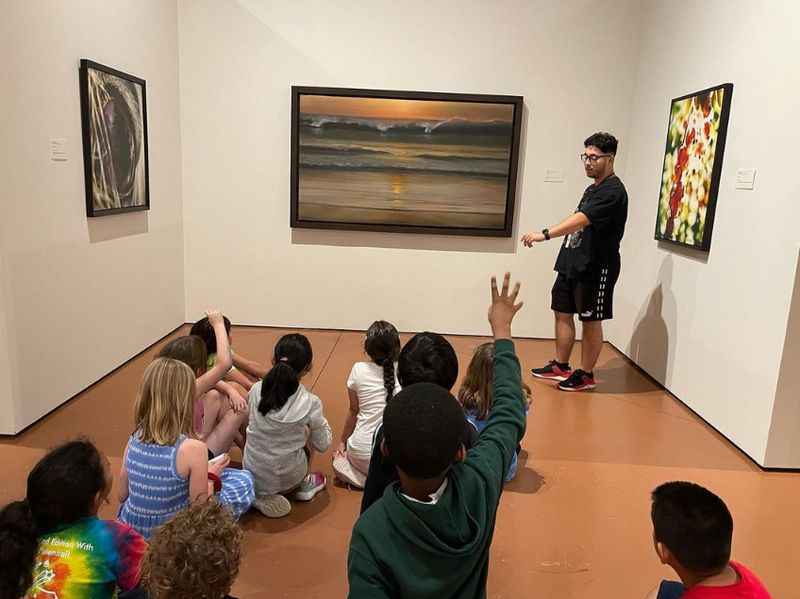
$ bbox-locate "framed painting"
[290,86,524,237]
[655,83,733,251]
[80,59,150,217]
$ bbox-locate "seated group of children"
[0,275,772,598]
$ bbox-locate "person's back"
[119,432,191,539]
[244,333,331,518]
[348,273,526,598]
[245,380,330,494]
[359,330,479,514]
[649,481,771,599]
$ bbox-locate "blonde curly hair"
[141,500,243,599]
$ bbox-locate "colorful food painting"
[655,83,732,251]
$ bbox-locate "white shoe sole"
[531,371,570,382]
[293,480,326,502]
[558,384,596,392]
[253,494,291,518]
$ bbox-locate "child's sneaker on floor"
[557,369,596,392]
[531,360,572,381]
[253,493,291,518]
[292,472,327,501]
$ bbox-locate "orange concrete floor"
[1,326,797,598]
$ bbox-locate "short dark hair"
[397,332,458,391]
[584,132,618,155]
[651,481,733,573]
[383,382,465,478]
[189,315,232,355]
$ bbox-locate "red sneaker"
[531,360,572,382]
[557,369,596,392]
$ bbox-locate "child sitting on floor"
[359,331,480,514]
[120,500,242,599]
[648,481,771,599]
[458,342,532,482]
[159,310,248,457]
[0,439,146,599]
[333,320,401,488]
[244,333,332,518]
[118,357,254,540]
[348,273,527,599]
[190,314,261,393]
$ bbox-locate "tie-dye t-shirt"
[25,516,146,599]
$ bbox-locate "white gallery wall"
[606,0,800,466]
[2,1,797,467]
[0,0,185,433]
[178,0,643,335]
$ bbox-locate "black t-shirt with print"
[554,174,628,279]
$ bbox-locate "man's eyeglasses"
[580,153,612,164]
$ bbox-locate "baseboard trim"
[6,323,796,473]
[606,341,799,474]
[0,323,186,439]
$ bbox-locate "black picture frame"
[290,86,524,237]
[79,59,150,217]
[654,82,733,252]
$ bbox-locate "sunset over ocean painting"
[291,88,523,236]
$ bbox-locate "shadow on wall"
[87,211,149,243]
[627,255,676,386]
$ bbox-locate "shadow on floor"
[506,450,547,495]
[241,491,332,533]
[596,357,661,395]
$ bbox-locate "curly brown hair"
[141,500,243,599]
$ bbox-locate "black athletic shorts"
[551,264,619,322]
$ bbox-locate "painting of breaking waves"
[291,88,522,236]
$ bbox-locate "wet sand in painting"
[298,167,507,228]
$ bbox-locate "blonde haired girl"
[118,358,254,539]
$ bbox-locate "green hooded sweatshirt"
[347,339,526,599]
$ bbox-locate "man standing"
[522,132,628,392]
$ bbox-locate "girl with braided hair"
[333,320,401,488]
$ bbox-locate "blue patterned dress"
[118,433,254,539]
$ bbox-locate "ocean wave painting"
[291,88,523,236]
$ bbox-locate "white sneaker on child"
[292,472,327,501]
[253,493,291,518]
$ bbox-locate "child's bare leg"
[204,390,249,456]
[201,390,225,440]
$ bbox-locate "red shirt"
[683,562,771,599]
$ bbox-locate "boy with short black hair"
[649,481,771,599]
[348,273,527,598]
[359,331,479,514]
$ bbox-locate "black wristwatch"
[542,228,551,241]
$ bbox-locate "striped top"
[118,433,190,540]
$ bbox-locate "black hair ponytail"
[258,334,313,415]
[381,358,396,400]
[0,438,107,598]
[0,499,37,598]
[365,321,400,400]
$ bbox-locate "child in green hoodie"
[347,273,527,599]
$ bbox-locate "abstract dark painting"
[80,60,149,217]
